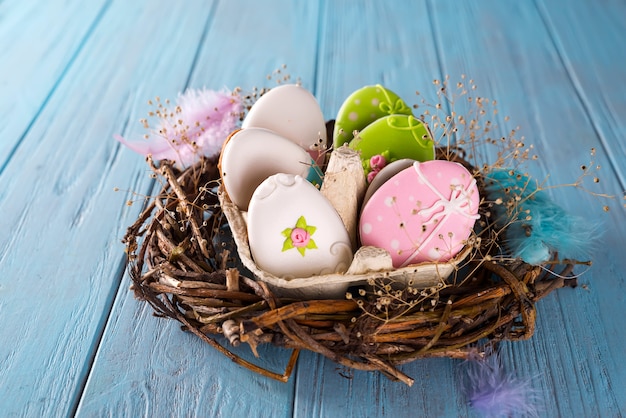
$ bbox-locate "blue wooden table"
[1,1,625,416]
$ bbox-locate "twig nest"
[121,79,588,385]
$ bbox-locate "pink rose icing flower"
[366,154,388,183]
[367,169,380,183]
[369,154,387,171]
[115,88,242,168]
[282,216,318,256]
[290,228,311,247]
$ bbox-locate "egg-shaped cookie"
[247,173,353,278]
[359,160,480,267]
[219,128,322,211]
[349,114,435,177]
[362,158,415,207]
[333,84,413,148]
[242,84,327,164]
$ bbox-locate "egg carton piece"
[219,185,471,300]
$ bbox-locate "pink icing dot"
[290,228,310,247]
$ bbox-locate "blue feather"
[483,170,597,265]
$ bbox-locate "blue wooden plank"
[536,0,626,348]
[0,0,108,174]
[77,283,300,418]
[80,0,626,416]
[536,0,626,188]
[0,1,219,416]
[75,1,323,417]
[425,0,626,416]
[531,0,626,414]
[296,1,626,417]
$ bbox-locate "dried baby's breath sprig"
[112,186,156,209]
[540,147,616,203]
[118,65,299,171]
[416,77,613,266]
[420,77,611,201]
[416,76,534,174]
[241,64,299,115]
[348,276,448,324]
[266,63,293,85]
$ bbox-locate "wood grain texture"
[0,0,215,416]
[426,1,626,416]
[0,0,108,174]
[0,0,624,417]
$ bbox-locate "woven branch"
[123,152,579,385]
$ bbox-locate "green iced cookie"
[349,114,435,176]
[333,84,413,148]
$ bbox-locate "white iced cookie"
[242,84,327,164]
[219,128,321,211]
[247,173,353,278]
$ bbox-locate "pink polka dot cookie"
[359,160,480,267]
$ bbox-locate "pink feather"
[115,88,242,168]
